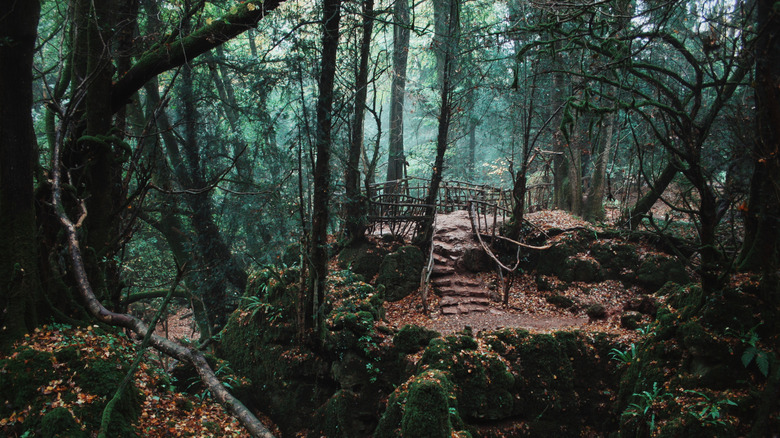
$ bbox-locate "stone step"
[432,253,453,264]
[440,303,489,315]
[440,295,491,306]
[433,243,463,258]
[431,265,456,277]
[432,278,452,287]
[441,287,490,298]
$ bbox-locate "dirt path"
[426,308,588,335]
[387,210,594,334]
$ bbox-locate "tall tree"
[386,0,411,187]
[738,0,780,281]
[0,0,42,345]
[306,0,342,335]
[417,0,460,245]
[344,0,375,243]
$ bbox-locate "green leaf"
[756,352,770,377]
[742,347,756,368]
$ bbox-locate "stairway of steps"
[429,213,493,315]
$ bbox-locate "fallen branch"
[51,101,275,437]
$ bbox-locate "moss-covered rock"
[561,255,603,283]
[0,328,141,438]
[620,310,644,329]
[338,241,390,280]
[586,302,608,320]
[451,350,514,420]
[590,240,639,274]
[546,294,576,309]
[311,389,381,438]
[401,371,455,438]
[375,370,464,438]
[614,281,777,438]
[636,253,690,291]
[394,325,440,354]
[376,246,425,301]
[41,407,87,438]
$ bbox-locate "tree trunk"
[551,40,567,211]
[179,62,248,333]
[585,112,616,222]
[417,0,459,246]
[0,0,42,345]
[738,0,780,284]
[306,0,342,335]
[385,0,410,188]
[344,0,375,243]
[622,159,679,229]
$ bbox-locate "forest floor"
[382,209,643,345]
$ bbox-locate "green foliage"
[682,390,737,427]
[610,343,638,367]
[735,325,771,377]
[621,382,670,435]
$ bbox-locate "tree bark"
[110,0,286,112]
[385,0,410,188]
[738,0,780,281]
[621,158,679,229]
[0,0,42,345]
[417,0,459,246]
[585,112,616,222]
[306,0,342,334]
[344,0,375,243]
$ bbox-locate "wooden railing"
[364,178,550,239]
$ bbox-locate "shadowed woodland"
[1,0,779,436]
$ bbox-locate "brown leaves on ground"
[0,325,269,437]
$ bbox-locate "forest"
[0,0,778,436]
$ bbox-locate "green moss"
[546,294,575,309]
[561,255,603,283]
[310,389,378,438]
[512,333,577,418]
[0,347,56,412]
[637,254,690,291]
[375,370,461,438]
[421,334,477,371]
[41,407,87,438]
[338,241,389,280]
[401,370,454,438]
[0,330,141,438]
[451,350,514,420]
[590,241,639,273]
[376,246,424,302]
[394,325,440,354]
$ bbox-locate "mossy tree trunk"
[0,0,42,345]
[385,0,410,190]
[738,0,780,287]
[417,0,460,247]
[344,0,375,244]
[306,0,342,336]
[585,111,615,222]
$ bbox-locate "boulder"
[377,245,425,302]
[338,241,389,280]
[561,255,603,283]
[620,310,644,330]
[636,253,690,291]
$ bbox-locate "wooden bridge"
[365,177,550,240]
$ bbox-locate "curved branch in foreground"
[56,218,275,437]
[51,117,274,438]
